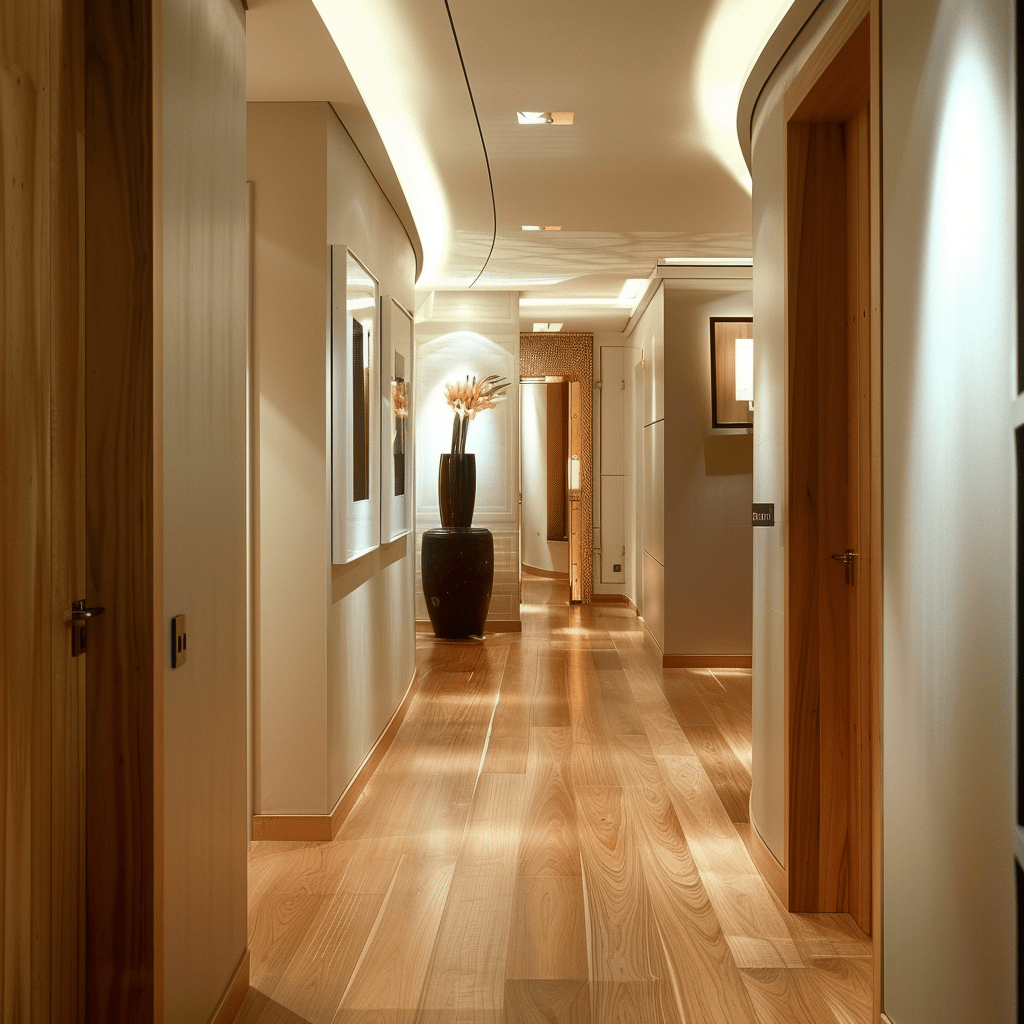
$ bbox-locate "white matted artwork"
[381,296,414,541]
[331,246,380,564]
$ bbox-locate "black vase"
[438,453,476,528]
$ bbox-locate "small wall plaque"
[752,503,775,527]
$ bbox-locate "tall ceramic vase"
[438,453,476,528]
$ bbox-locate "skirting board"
[591,593,629,605]
[415,619,523,634]
[662,654,752,668]
[252,669,420,842]
[739,818,787,904]
[881,1016,894,1024]
[208,948,249,1024]
[521,562,569,580]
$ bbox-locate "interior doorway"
[784,2,879,950]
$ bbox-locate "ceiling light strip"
[443,0,496,288]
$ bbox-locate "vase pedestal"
[421,528,493,639]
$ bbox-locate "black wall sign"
[752,503,775,527]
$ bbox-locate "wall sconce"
[710,317,754,428]
[735,337,754,410]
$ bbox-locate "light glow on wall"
[735,337,753,403]
[692,0,793,194]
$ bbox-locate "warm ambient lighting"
[347,297,376,312]
[522,225,561,231]
[661,256,753,266]
[532,323,563,332]
[520,297,622,308]
[517,111,574,125]
[735,338,753,405]
[616,279,647,308]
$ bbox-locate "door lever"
[67,599,105,657]
[830,549,857,586]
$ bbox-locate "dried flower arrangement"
[444,374,511,455]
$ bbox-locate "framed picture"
[381,296,414,541]
[331,246,380,564]
[710,317,755,429]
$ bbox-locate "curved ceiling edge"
[736,0,824,171]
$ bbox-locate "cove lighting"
[522,225,561,231]
[520,298,622,308]
[532,323,563,332]
[517,111,574,125]
[660,257,753,266]
[347,297,376,312]
[617,279,647,307]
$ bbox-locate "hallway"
[237,575,871,1024]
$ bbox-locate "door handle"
[67,599,105,657]
[830,549,857,586]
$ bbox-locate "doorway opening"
[784,2,879,955]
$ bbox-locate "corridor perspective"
[237,575,871,1024]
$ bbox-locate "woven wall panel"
[546,382,568,539]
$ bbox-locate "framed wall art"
[331,246,380,564]
[381,296,414,541]
[710,317,755,429]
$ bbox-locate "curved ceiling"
[254,0,797,331]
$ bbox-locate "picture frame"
[710,316,755,429]
[381,296,414,541]
[331,246,381,564]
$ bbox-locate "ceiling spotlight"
[516,111,574,125]
[532,323,564,332]
[522,225,542,231]
[521,225,562,232]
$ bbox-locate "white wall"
[248,102,417,817]
[160,0,248,1019]
[413,291,520,623]
[520,383,568,574]
[662,284,753,657]
[882,0,1015,1019]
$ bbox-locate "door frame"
[782,0,883,1014]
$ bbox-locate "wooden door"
[1,0,87,1017]
[785,9,874,935]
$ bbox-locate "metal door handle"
[68,600,105,657]
[831,549,857,585]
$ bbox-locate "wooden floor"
[237,575,871,1024]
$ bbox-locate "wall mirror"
[331,246,380,565]
[710,317,755,429]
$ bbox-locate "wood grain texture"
[238,576,870,1024]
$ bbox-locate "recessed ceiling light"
[531,323,564,333]
[521,225,561,232]
[548,322,563,331]
[522,225,542,231]
[517,111,574,125]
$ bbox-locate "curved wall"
[747,0,848,865]
[520,383,569,575]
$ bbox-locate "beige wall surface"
[248,102,417,816]
[662,285,752,657]
[160,0,248,1020]
[882,0,1015,1018]
[748,0,846,866]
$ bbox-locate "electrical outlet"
[171,614,187,668]
[613,564,622,572]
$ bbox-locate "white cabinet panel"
[601,476,625,584]
[644,420,664,568]
[600,346,625,475]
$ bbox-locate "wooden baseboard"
[591,593,629,605]
[740,818,787,904]
[881,1016,894,1024]
[521,562,569,580]
[252,669,420,842]
[415,619,523,634]
[662,654,753,669]
[207,948,249,1024]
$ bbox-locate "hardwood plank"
[589,981,677,1024]
[634,699,696,757]
[504,980,590,1023]
[249,892,336,987]
[419,774,527,1013]
[660,669,717,727]
[506,877,588,981]
[481,643,537,774]
[623,785,762,1023]
[808,956,872,1024]
[517,728,581,876]
[740,968,839,1024]
[533,650,571,728]
[574,787,658,984]
[683,725,751,823]
[338,854,457,1011]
